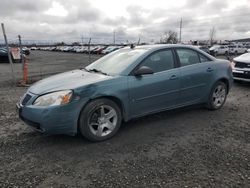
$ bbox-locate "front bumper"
[232,69,250,82]
[17,92,88,135]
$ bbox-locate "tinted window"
[139,49,174,73]
[176,49,200,66]
[199,53,211,63]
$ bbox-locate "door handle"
[170,75,178,80]
[207,67,213,72]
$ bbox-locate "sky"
[1,0,250,44]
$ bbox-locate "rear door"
[175,48,214,105]
[128,49,180,117]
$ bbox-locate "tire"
[79,98,122,142]
[206,81,228,110]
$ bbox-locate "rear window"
[176,49,200,67]
[199,53,211,63]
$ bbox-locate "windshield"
[86,48,147,75]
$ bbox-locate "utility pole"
[88,37,91,64]
[1,23,15,84]
[137,37,140,45]
[81,35,84,46]
[113,30,116,45]
[179,18,182,43]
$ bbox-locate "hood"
[29,69,111,94]
[234,53,250,64]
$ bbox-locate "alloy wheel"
[212,84,226,108]
[88,105,118,137]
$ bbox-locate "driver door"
[128,49,180,118]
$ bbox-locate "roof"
[124,44,200,51]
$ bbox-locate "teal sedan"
[17,44,233,141]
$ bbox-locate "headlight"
[33,90,73,106]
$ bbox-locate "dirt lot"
[0,51,250,187]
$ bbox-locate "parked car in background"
[209,45,229,56]
[17,44,233,141]
[195,46,209,54]
[0,47,23,63]
[101,46,120,54]
[30,47,37,50]
[92,46,107,54]
[75,46,84,53]
[232,53,250,82]
[0,47,9,63]
[228,44,247,55]
[22,47,30,55]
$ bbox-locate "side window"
[176,49,200,67]
[139,49,174,73]
[199,53,211,63]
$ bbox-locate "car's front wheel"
[206,81,228,110]
[79,98,122,141]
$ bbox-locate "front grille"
[235,61,250,68]
[233,72,250,79]
[21,94,32,106]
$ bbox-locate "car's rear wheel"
[206,81,227,110]
[79,98,122,141]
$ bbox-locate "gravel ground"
[0,51,249,187]
[0,51,100,86]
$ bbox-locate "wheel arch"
[216,78,229,94]
[77,95,126,132]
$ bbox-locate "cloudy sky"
[1,0,250,44]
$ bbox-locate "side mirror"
[134,66,154,76]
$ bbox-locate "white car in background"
[209,45,229,56]
[101,46,120,54]
[232,53,250,82]
[75,46,88,53]
[228,44,247,55]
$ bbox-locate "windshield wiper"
[88,68,109,76]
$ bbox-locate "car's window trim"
[129,48,177,76]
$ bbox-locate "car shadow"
[233,81,250,88]
[23,104,207,146]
